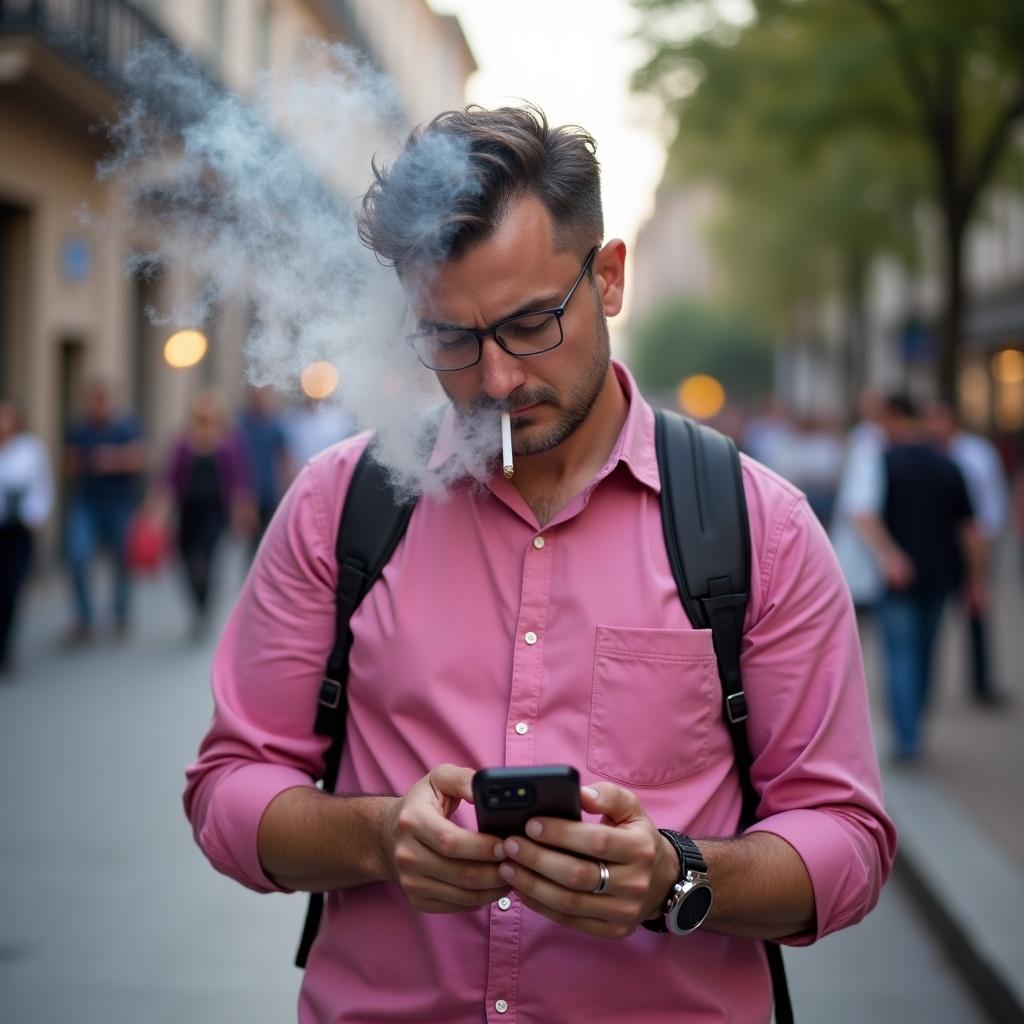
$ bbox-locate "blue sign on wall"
[61,238,92,284]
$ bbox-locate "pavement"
[0,537,1022,1022]
[861,532,1024,1022]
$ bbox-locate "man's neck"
[510,369,628,520]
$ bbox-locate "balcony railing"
[0,0,169,92]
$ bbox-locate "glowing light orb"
[163,329,208,369]
[301,360,339,400]
[992,348,1024,384]
[677,374,726,420]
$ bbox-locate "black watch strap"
[659,829,708,874]
[641,830,707,933]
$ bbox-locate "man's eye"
[501,313,557,340]
[434,332,475,350]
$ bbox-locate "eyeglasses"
[408,246,599,372]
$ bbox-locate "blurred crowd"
[0,380,356,673]
[742,391,1021,762]
[2,380,1022,766]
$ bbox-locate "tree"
[634,0,1024,404]
[631,298,774,406]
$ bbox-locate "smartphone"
[473,764,581,839]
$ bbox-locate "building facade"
[0,0,474,558]
[629,169,1024,437]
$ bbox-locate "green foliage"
[632,0,1024,397]
[634,1,930,330]
[630,298,773,401]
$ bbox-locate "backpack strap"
[654,409,757,823]
[654,408,793,1024]
[294,445,417,968]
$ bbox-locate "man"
[853,395,985,762]
[185,106,895,1022]
[925,400,1009,705]
[237,385,293,553]
[283,395,357,471]
[830,390,886,613]
[0,399,53,673]
[64,379,146,642]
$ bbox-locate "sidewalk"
[863,532,1024,1021]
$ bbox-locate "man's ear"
[593,240,627,317]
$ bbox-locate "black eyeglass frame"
[409,246,600,372]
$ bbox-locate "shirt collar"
[606,359,661,493]
[425,359,661,493]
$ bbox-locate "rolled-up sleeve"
[183,437,367,893]
[739,466,897,944]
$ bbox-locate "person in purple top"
[63,380,146,643]
[160,391,255,639]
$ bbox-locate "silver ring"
[592,860,610,895]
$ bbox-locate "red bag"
[126,511,169,573]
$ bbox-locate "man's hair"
[357,104,603,272]
[885,393,919,419]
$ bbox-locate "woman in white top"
[0,400,53,673]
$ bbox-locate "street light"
[677,374,726,420]
[992,348,1024,384]
[300,360,339,400]
[163,329,208,369]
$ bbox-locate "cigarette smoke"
[100,40,503,499]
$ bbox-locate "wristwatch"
[642,829,714,935]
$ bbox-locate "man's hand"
[881,546,914,590]
[964,575,988,615]
[496,782,678,939]
[385,764,510,914]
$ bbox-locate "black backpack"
[296,407,793,1022]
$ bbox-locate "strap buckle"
[318,677,342,710]
[725,691,748,724]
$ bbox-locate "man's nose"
[478,335,526,402]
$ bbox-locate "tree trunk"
[938,208,966,407]
[842,252,868,423]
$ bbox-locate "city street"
[0,545,990,1022]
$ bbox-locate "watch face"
[674,885,713,932]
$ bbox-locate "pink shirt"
[185,363,896,1023]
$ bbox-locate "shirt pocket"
[587,625,718,787]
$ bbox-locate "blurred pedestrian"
[282,396,356,470]
[852,395,985,762]
[830,391,886,613]
[237,385,292,553]
[63,380,146,643]
[773,416,843,527]
[741,397,792,473]
[0,400,53,674]
[159,392,255,639]
[925,401,1009,705]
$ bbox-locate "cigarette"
[501,411,514,479]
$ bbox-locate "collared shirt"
[185,362,896,1024]
[65,414,143,506]
[949,430,1008,539]
[0,432,53,528]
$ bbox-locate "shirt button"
[514,722,528,735]
[524,631,538,645]
[495,1000,509,1014]
[532,536,545,549]
[498,896,512,911]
